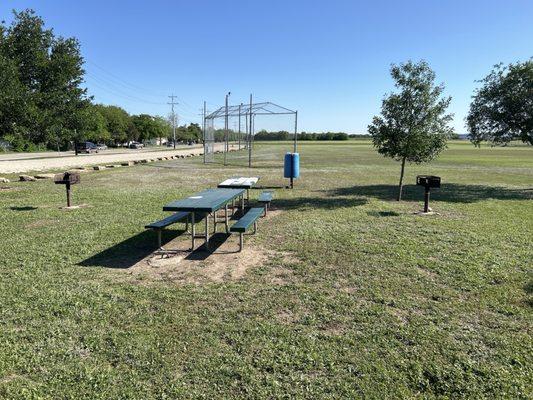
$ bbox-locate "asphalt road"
[0,144,226,174]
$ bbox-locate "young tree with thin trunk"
[368,60,454,200]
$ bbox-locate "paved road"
[0,144,227,174]
[0,146,189,162]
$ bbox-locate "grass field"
[1,141,532,399]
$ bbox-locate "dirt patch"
[107,208,298,285]
[320,322,346,336]
[269,265,294,285]
[121,237,272,285]
[24,219,57,229]
[276,309,296,324]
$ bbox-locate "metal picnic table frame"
[163,188,246,250]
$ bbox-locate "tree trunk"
[397,157,406,201]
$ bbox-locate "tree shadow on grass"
[329,184,532,203]
[273,196,367,211]
[9,206,38,211]
[79,229,185,269]
[367,210,401,217]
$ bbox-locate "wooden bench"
[145,211,191,249]
[258,191,273,215]
[230,207,264,251]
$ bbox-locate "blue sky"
[1,0,532,133]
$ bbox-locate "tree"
[95,105,130,145]
[368,60,453,200]
[187,123,202,141]
[0,9,91,148]
[467,60,533,146]
[131,114,169,143]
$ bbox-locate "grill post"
[424,187,430,213]
[66,182,71,208]
[54,172,80,208]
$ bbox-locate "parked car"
[129,141,144,149]
[96,143,108,150]
[76,141,98,154]
[166,141,175,147]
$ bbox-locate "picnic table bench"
[230,207,263,251]
[258,191,274,215]
[145,211,190,249]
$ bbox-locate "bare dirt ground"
[117,210,295,286]
[0,143,228,174]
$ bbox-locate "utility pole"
[168,94,178,149]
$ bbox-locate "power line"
[85,60,198,113]
[85,74,166,105]
[86,60,167,97]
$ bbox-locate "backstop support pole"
[203,101,206,164]
[294,110,298,153]
[248,93,253,168]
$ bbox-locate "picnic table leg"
[212,212,217,233]
[205,214,209,250]
[191,212,195,250]
[241,195,245,212]
[239,233,243,252]
[224,204,229,233]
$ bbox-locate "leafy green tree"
[0,9,91,148]
[131,114,169,143]
[82,106,109,143]
[0,53,27,141]
[467,60,533,146]
[95,105,130,144]
[187,123,202,141]
[368,60,453,200]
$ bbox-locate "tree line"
[254,130,349,141]
[0,10,201,152]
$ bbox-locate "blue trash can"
[284,152,300,188]
[292,152,300,178]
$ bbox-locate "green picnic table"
[163,188,245,250]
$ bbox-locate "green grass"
[1,142,532,399]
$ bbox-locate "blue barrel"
[284,152,293,178]
[284,152,300,179]
[292,152,300,178]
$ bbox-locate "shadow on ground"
[367,210,400,217]
[9,206,38,211]
[273,196,367,210]
[79,230,185,269]
[329,184,532,203]
[185,232,237,260]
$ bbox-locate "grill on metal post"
[416,175,441,213]
[54,172,80,207]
